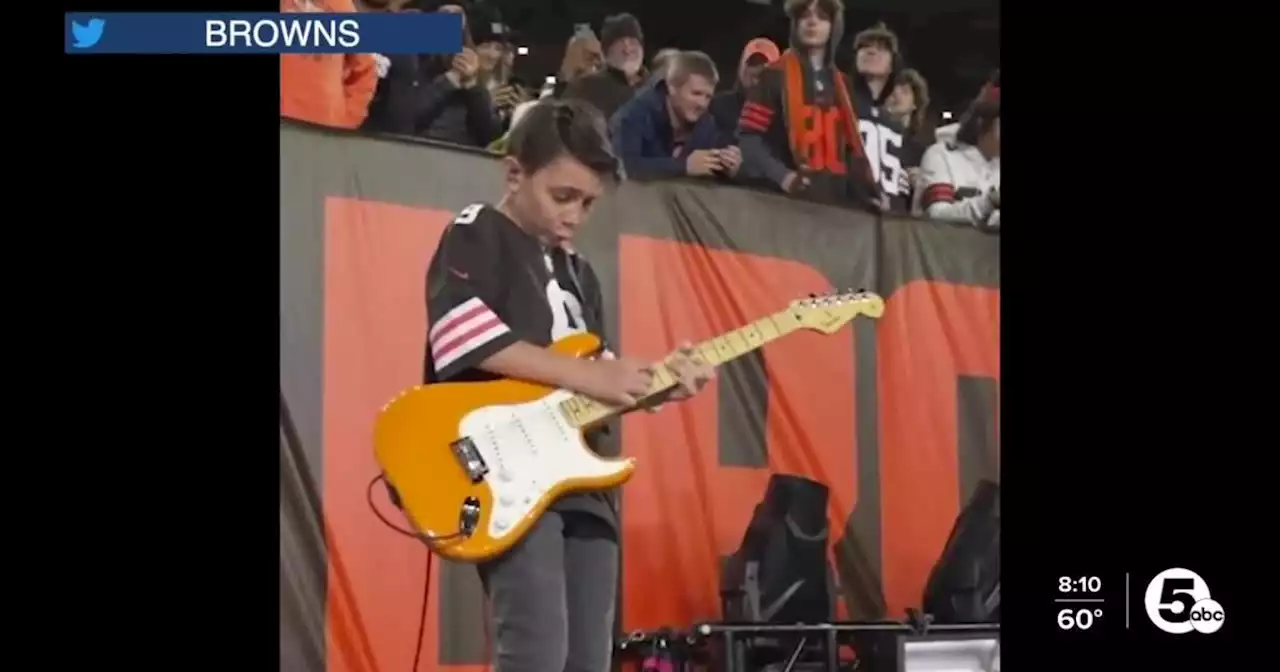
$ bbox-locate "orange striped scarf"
[780,50,876,190]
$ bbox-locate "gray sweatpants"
[478,510,618,672]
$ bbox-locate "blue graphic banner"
[65,12,464,55]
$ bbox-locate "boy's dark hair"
[506,99,618,180]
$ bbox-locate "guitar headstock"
[789,289,885,334]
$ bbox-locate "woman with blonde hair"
[557,33,605,92]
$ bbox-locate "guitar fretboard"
[558,309,804,428]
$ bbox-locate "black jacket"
[709,88,746,141]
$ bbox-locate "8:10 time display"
[1058,576,1102,593]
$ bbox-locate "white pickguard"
[458,389,628,540]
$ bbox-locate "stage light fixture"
[922,480,1000,624]
[722,474,835,625]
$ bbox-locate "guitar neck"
[559,308,805,429]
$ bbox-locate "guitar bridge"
[450,436,489,483]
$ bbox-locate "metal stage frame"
[618,621,1000,672]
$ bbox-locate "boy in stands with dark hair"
[421,97,714,672]
[737,0,879,209]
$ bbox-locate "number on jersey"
[453,203,485,225]
[858,120,905,196]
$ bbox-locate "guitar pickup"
[450,437,489,483]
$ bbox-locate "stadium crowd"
[280,0,1000,231]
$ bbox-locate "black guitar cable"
[367,473,469,672]
[366,473,418,538]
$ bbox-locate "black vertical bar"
[956,375,1000,506]
[723,630,739,672]
[826,630,840,672]
[718,349,769,467]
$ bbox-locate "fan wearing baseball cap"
[709,38,781,141]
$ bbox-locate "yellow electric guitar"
[373,290,885,562]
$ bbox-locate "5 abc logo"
[1143,568,1225,634]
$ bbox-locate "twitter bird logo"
[70,18,105,49]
